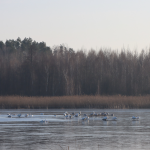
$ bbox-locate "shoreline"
[0,95,150,109]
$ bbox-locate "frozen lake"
[0,109,150,150]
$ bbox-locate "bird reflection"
[103,121,108,126]
[132,120,140,126]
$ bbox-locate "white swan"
[132,116,139,120]
[90,111,95,116]
[40,119,48,123]
[102,116,107,121]
[64,112,68,116]
[79,111,81,116]
[8,115,12,118]
[82,116,89,121]
[29,114,33,117]
[17,114,21,117]
[74,113,79,117]
[112,116,117,121]
[65,114,72,119]
[25,114,29,117]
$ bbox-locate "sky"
[1,0,150,51]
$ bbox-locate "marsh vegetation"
[1,95,150,109]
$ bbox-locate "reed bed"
[0,95,150,109]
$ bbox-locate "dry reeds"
[0,95,150,109]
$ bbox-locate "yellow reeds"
[0,95,150,109]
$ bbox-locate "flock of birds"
[7,113,33,118]
[41,111,140,123]
[6,111,140,123]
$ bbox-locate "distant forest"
[0,37,150,96]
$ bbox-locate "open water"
[0,109,150,150]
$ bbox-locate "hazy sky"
[1,0,150,51]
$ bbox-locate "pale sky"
[1,0,150,51]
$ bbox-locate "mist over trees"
[0,37,150,96]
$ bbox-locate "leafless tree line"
[0,37,150,96]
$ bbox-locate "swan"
[65,114,72,119]
[102,116,107,121]
[74,113,79,117]
[99,113,102,116]
[17,114,21,117]
[79,111,81,116]
[64,112,68,116]
[132,116,139,120]
[29,114,33,117]
[64,113,68,116]
[25,114,29,117]
[112,116,117,121]
[82,116,89,121]
[40,119,48,123]
[102,112,109,116]
[8,115,12,118]
[65,114,69,118]
[90,111,95,116]
[94,113,99,116]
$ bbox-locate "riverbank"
[0,95,150,109]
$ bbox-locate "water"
[0,109,150,150]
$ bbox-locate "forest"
[0,37,150,96]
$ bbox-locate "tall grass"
[0,95,150,109]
